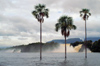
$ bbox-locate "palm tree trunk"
[85,20,87,58]
[40,22,42,60]
[65,36,67,60]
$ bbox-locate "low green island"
[8,42,59,52]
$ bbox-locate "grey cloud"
[0,0,100,46]
[42,0,100,14]
[0,0,13,10]
[18,37,28,40]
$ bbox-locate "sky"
[0,0,100,46]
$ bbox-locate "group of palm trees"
[32,4,91,60]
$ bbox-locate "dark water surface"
[0,52,100,66]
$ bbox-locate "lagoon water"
[0,44,99,66]
[0,52,100,66]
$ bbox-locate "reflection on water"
[0,52,100,66]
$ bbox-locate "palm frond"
[72,25,77,30]
[32,11,38,18]
[34,4,45,13]
[58,16,68,23]
[41,4,45,9]
[89,13,91,16]
[87,15,89,20]
[80,11,83,14]
[67,17,73,26]
[44,9,49,18]
[80,14,83,17]
[80,8,91,20]
[35,5,39,10]
[45,9,49,12]
[45,12,49,18]
[82,9,89,13]
[32,11,37,15]
[55,23,60,31]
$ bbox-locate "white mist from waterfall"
[0,49,21,53]
[52,44,91,53]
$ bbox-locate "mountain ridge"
[47,38,83,44]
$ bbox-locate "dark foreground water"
[0,52,100,66]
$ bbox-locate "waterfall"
[52,44,91,53]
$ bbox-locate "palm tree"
[55,16,76,59]
[80,9,91,58]
[32,4,49,60]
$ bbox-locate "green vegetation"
[91,40,100,52]
[8,42,59,52]
[70,41,84,47]
[71,39,100,52]
[11,45,26,49]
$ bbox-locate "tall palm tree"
[80,9,91,58]
[32,4,49,60]
[55,16,76,59]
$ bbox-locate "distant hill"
[86,37,100,42]
[47,38,83,44]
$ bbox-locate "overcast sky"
[0,0,100,46]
